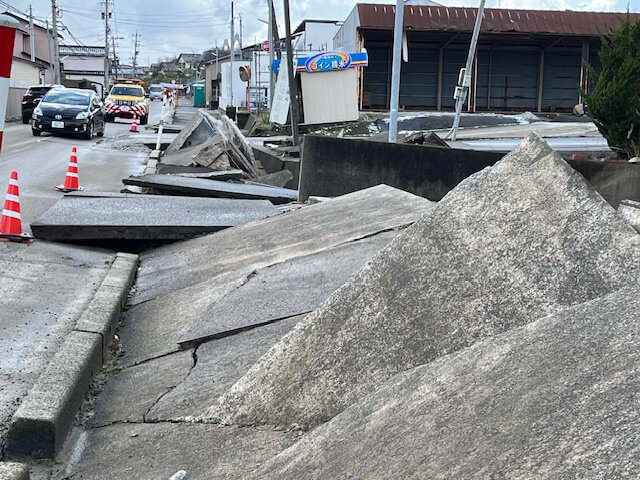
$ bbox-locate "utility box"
[193,85,205,107]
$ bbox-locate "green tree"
[585,17,640,159]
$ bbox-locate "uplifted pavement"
[50,185,431,479]
[47,135,640,479]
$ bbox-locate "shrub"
[585,17,640,159]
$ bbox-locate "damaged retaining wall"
[299,135,640,207]
[299,136,503,202]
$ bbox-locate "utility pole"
[229,1,234,107]
[28,5,35,63]
[388,0,404,143]
[268,0,274,108]
[283,0,299,145]
[51,0,60,83]
[239,13,243,50]
[132,31,140,77]
[45,20,54,81]
[111,35,118,78]
[102,0,111,97]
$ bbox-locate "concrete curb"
[0,462,30,480]
[5,252,139,460]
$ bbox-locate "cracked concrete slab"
[56,423,298,480]
[119,272,248,367]
[31,195,278,242]
[122,174,298,204]
[249,286,640,479]
[147,315,304,421]
[212,134,640,428]
[179,232,396,347]
[89,350,194,427]
[133,185,434,305]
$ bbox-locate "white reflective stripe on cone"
[66,172,79,178]
[5,193,19,202]
[2,208,20,219]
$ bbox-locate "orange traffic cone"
[55,146,84,192]
[130,113,138,133]
[0,170,34,243]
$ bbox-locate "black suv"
[21,85,64,124]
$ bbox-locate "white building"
[59,45,108,97]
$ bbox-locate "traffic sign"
[262,40,270,52]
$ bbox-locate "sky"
[3,0,640,65]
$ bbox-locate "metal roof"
[357,4,640,36]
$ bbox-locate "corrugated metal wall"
[399,45,439,108]
[363,37,587,112]
[363,45,390,109]
[477,50,539,110]
[542,51,581,111]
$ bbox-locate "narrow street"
[0,101,162,228]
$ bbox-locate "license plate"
[121,106,130,112]
[51,121,64,128]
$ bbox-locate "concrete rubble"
[208,134,640,428]
[163,110,258,177]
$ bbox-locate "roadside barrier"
[0,15,20,157]
[56,146,84,192]
[0,170,34,243]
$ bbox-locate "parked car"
[149,84,163,101]
[31,88,105,139]
[21,84,64,124]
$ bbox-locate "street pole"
[51,0,61,84]
[268,0,274,108]
[283,0,299,145]
[103,0,110,96]
[215,40,219,102]
[449,0,485,141]
[28,5,35,63]
[230,1,235,108]
[388,0,404,143]
[112,35,118,78]
[45,20,54,81]
[0,14,20,158]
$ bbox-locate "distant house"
[334,3,640,112]
[59,45,107,96]
[159,61,180,73]
[177,53,203,71]
[3,11,55,87]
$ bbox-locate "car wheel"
[32,128,41,136]
[84,121,93,140]
[22,116,30,124]
[140,115,148,125]
[105,114,114,122]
